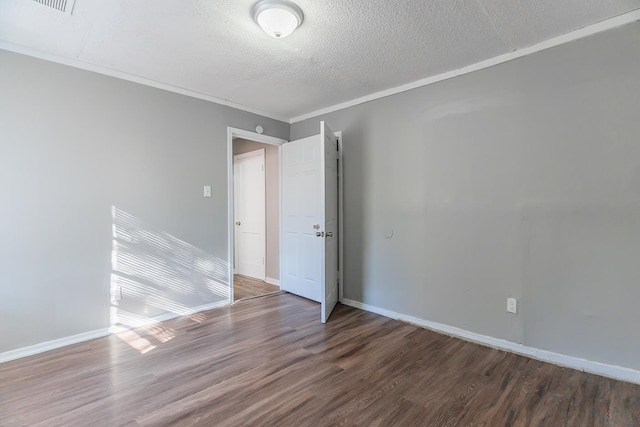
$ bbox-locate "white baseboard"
[265,277,280,287]
[126,299,230,325]
[0,328,110,364]
[189,299,231,312]
[340,298,640,385]
[0,299,230,364]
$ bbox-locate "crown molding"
[0,41,289,124]
[290,9,640,123]
[2,8,639,125]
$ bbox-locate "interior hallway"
[233,274,280,301]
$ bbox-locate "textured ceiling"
[1,0,639,121]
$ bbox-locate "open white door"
[320,122,339,323]
[281,122,339,323]
[281,135,322,302]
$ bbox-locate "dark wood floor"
[233,274,280,301]
[1,293,639,426]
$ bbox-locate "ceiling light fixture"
[252,0,304,39]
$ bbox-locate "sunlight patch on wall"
[109,206,230,349]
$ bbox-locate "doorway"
[227,124,343,322]
[233,148,265,281]
[231,134,283,302]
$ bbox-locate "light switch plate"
[203,185,212,198]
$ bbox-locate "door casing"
[226,127,343,309]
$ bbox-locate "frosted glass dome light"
[252,0,304,38]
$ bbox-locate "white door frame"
[336,131,343,302]
[226,127,344,307]
[227,128,287,304]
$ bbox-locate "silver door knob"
[326,232,333,237]
[235,221,241,226]
[316,231,325,237]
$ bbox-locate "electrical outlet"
[111,286,122,302]
[507,297,517,314]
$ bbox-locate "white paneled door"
[234,149,266,281]
[282,122,339,323]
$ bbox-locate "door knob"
[235,221,241,226]
[316,231,325,237]
[326,232,333,237]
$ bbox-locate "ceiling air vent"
[32,0,76,15]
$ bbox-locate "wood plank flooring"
[233,275,280,301]
[1,293,639,426]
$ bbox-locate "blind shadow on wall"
[109,206,229,353]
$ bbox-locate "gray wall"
[0,49,288,353]
[3,22,640,373]
[292,23,640,371]
[232,138,280,281]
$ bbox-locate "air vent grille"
[32,0,76,14]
